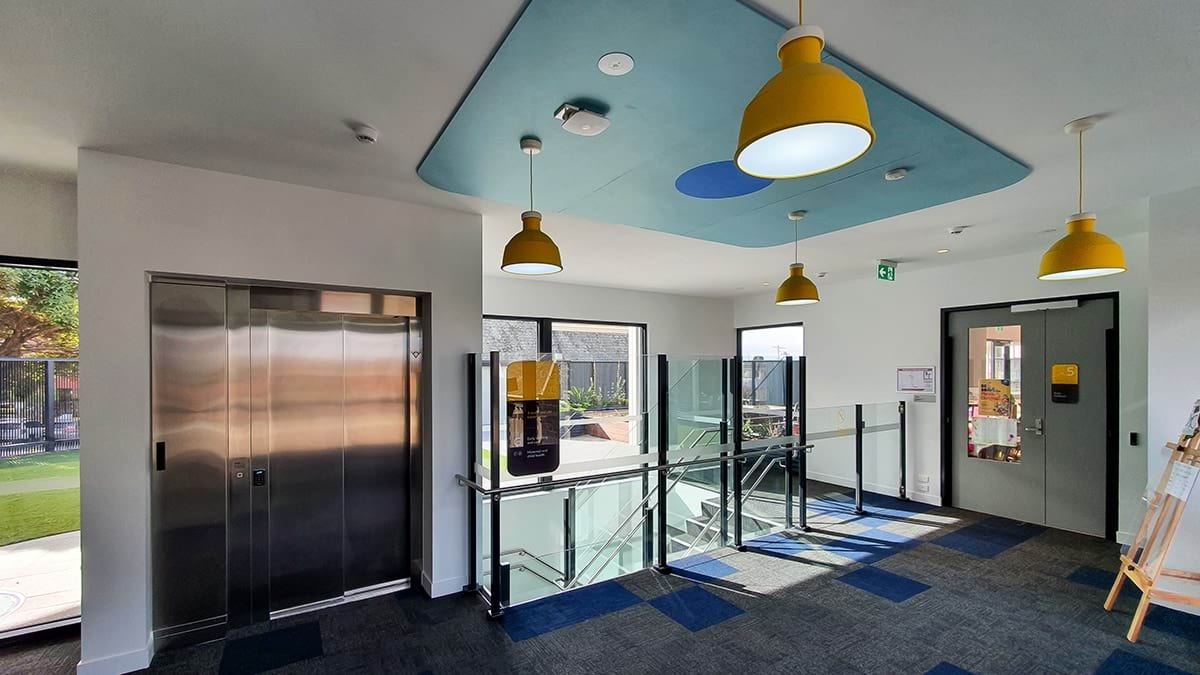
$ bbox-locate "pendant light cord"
[1077,129,1084,214]
[798,0,803,24]
[529,149,534,211]
[794,217,799,264]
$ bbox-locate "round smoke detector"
[598,52,635,76]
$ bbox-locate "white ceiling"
[2,0,1197,296]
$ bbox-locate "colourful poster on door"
[506,360,561,476]
[978,379,1014,418]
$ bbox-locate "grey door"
[948,298,1113,536]
[1045,299,1113,536]
[950,307,1046,524]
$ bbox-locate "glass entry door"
[947,298,1114,536]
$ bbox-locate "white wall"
[484,276,734,357]
[734,220,1149,541]
[1147,186,1200,615]
[76,151,481,673]
[0,172,76,260]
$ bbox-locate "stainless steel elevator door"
[150,282,229,635]
[343,316,410,591]
[262,311,346,612]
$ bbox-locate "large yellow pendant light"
[502,137,563,275]
[775,210,820,305]
[736,0,874,179]
[1038,117,1126,281]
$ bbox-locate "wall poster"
[897,366,936,394]
[506,359,561,476]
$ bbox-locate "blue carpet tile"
[672,553,738,582]
[838,566,931,603]
[648,585,744,632]
[218,622,323,675]
[502,580,642,641]
[1066,565,1200,643]
[1067,565,1138,601]
[1093,648,1191,675]
[863,492,938,515]
[932,516,1045,559]
[1144,605,1200,644]
[745,532,820,559]
[926,662,975,675]
[824,528,919,564]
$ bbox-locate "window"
[737,323,803,440]
[0,259,80,636]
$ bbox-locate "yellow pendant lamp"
[776,210,820,305]
[502,137,563,275]
[736,0,874,179]
[1038,117,1126,281]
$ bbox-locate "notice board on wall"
[897,367,935,394]
[506,359,561,476]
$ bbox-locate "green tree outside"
[0,267,79,358]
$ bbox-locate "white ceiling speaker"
[351,123,378,144]
[554,103,610,137]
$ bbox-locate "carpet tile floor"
[2,484,1198,674]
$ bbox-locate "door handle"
[155,441,166,471]
[1023,418,1044,436]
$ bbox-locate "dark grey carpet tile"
[8,494,1200,675]
[0,630,80,675]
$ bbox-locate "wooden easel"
[1104,427,1200,642]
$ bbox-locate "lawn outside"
[0,451,79,483]
[0,451,81,546]
[0,488,80,547]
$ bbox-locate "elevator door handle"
[155,441,167,471]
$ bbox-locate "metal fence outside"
[0,358,80,458]
[560,360,629,409]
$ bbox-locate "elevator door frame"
[149,274,427,641]
[939,291,1120,540]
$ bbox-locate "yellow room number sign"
[1051,363,1079,404]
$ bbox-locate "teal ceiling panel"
[417,0,1029,248]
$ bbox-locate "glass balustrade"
[465,352,906,616]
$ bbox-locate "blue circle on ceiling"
[675,160,773,199]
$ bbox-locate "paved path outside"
[0,531,80,633]
[0,477,79,496]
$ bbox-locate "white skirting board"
[422,571,469,599]
[76,634,153,675]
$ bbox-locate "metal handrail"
[455,443,810,498]
[501,547,565,580]
[679,453,770,559]
[565,452,705,589]
[571,423,722,520]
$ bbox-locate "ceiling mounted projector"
[554,103,610,137]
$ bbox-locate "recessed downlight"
[884,167,909,181]
[936,248,951,255]
[598,52,634,76]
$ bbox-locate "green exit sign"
[877,261,896,282]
